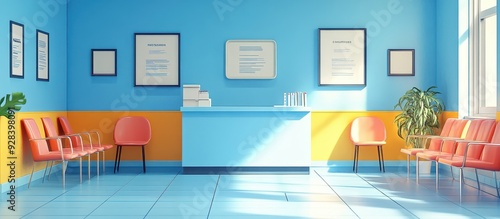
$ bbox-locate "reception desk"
[181,106,311,173]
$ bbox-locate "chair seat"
[116,141,149,146]
[416,151,453,161]
[58,148,89,157]
[400,148,426,156]
[438,156,480,167]
[35,151,80,162]
[353,141,386,145]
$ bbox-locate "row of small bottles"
[284,92,307,107]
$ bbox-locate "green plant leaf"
[0,92,27,118]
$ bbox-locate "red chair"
[58,116,113,174]
[113,116,151,173]
[400,118,457,178]
[438,120,500,200]
[22,118,86,188]
[41,117,98,180]
[436,119,496,180]
[350,116,387,173]
[405,119,469,183]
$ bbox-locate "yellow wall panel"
[0,112,67,184]
[311,111,457,161]
[67,111,182,161]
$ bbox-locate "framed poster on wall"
[225,40,277,79]
[135,33,180,86]
[10,21,24,78]
[37,30,49,81]
[92,49,117,76]
[318,28,366,86]
[388,49,415,76]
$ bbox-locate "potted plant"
[0,92,27,118]
[394,86,445,148]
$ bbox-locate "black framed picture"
[388,49,415,76]
[37,30,49,81]
[92,49,117,76]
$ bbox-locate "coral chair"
[438,120,500,200]
[350,116,387,173]
[416,119,487,188]
[400,118,457,178]
[58,116,113,174]
[41,117,97,180]
[113,116,151,173]
[21,118,86,188]
[434,119,496,189]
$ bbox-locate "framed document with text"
[37,30,49,81]
[135,33,180,86]
[10,21,24,78]
[225,40,277,79]
[319,28,366,86]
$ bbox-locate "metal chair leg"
[407,154,410,178]
[494,172,499,197]
[42,161,49,183]
[102,150,106,174]
[377,146,382,172]
[28,163,35,188]
[142,145,146,173]
[474,169,480,190]
[435,161,439,190]
[117,146,123,172]
[416,157,420,184]
[459,168,463,203]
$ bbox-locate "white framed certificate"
[319,28,366,86]
[135,33,180,86]
[37,30,49,81]
[225,40,277,79]
[10,21,24,78]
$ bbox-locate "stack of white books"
[183,84,211,107]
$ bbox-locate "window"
[471,0,497,118]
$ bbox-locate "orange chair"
[113,116,151,173]
[438,120,500,199]
[41,117,98,180]
[58,116,113,174]
[400,118,457,178]
[404,119,469,182]
[350,116,387,173]
[434,119,496,189]
[22,118,86,188]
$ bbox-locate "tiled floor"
[1,166,499,219]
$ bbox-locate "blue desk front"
[181,107,311,173]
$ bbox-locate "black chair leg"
[353,145,358,172]
[377,146,382,172]
[117,146,123,172]
[142,146,146,173]
[380,146,385,172]
[355,146,360,173]
[114,145,120,173]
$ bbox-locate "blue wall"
[436,1,459,112]
[67,0,440,111]
[0,0,68,111]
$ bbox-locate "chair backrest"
[455,119,497,157]
[57,116,82,147]
[41,117,65,151]
[428,119,469,151]
[440,119,483,154]
[350,116,386,143]
[439,118,457,137]
[58,116,74,135]
[114,116,152,144]
[21,118,51,161]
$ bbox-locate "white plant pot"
[419,160,432,174]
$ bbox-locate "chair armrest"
[30,135,75,154]
[71,130,102,148]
